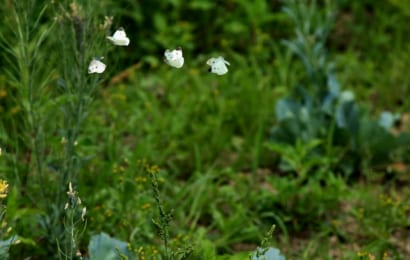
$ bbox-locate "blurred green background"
[1,0,410,259]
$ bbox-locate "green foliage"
[251,248,285,260]
[0,236,17,260]
[266,139,331,182]
[250,225,285,260]
[58,182,88,260]
[146,162,173,259]
[270,0,410,177]
[1,0,410,259]
[88,232,135,260]
[1,0,125,257]
[0,181,15,260]
[0,0,55,145]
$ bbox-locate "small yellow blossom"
[0,89,7,98]
[141,203,151,210]
[147,164,160,174]
[104,209,113,217]
[0,180,9,199]
[135,176,147,183]
[11,106,20,114]
[112,163,118,174]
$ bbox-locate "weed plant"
[1,0,112,257]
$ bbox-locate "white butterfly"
[206,56,230,75]
[107,27,130,46]
[88,58,106,74]
[164,47,184,68]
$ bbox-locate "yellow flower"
[141,203,151,210]
[0,89,7,98]
[0,180,9,199]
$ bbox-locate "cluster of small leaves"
[144,161,172,259]
[140,159,194,259]
[250,225,286,260]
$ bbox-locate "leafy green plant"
[270,0,410,177]
[251,248,285,260]
[143,160,194,259]
[0,179,16,260]
[1,0,121,257]
[266,139,333,183]
[88,232,134,260]
[250,225,285,260]
[0,0,60,255]
[58,182,87,259]
[146,162,172,259]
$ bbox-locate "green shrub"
[269,0,410,178]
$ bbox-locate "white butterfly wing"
[165,56,184,68]
[107,28,130,46]
[173,49,183,59]
[88,59,106,74]
[116,37,130,46]
[169,57,184,68]
[207,57,229,75]
[216,56,230,66]
[211,61,228,75]
[113,29,127,39]
[206,58,217,66]
[164,49,175,60]
[164,48,184,68]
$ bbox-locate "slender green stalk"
[51,1,109,255]
[58,182,87,259]
[145,162,171,259]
